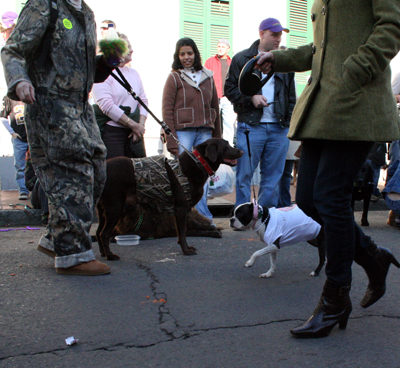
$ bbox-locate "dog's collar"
[192,149,215,176]
[251,200,264,229]
[253,212,270,232]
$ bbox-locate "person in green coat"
[255,0,400,338]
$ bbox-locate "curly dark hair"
[172,38,203,71]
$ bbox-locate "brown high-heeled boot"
[387,210,398,227]
[355,240,400,308]
[290,280,352,338]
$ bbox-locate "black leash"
[109,68,200,165]
[244,126,257,201]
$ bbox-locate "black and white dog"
[230,202,326,278]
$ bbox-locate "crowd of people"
[1,0,400,339]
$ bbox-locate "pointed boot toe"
[291,281,352,339]
[356,242,400,309]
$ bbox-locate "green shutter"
[181,0,233,62]
[287,0,313,94]
[208,1,231,58]
[181,0,205,56]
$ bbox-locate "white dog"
[230,202,324,278]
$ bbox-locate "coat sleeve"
[272,44,314,74]
[162,72,179,152]
[94,55,115,84]
[91,74,121,122]
[1,0,50,100]
[342,0,400,91]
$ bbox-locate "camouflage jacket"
[132,155,193,214]
[1,0,108,101]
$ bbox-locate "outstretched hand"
[254,52,275,74]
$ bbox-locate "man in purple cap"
[224,18,296,209]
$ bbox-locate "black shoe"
[290,280,352,338]
[355,240,400,308]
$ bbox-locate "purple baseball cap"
[1,11,18,29]
[259,18,289,33]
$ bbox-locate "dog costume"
[131,155,192,213]
[255,205,321,247]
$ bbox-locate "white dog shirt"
[259,205,321,247]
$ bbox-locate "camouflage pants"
[26,93,107,268]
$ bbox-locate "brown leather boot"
[290,280,352,338]
[56,260,111,276]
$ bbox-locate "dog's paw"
[107,253,121,261]
[183,247,197,256]
[310,271,317,277]
[244,260,253,268]
[361,220,369,227]
[259,271,273,278]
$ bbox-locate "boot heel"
[339,316,349,330]
[391,254,400,268]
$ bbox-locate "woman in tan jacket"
[256,0,400,338]
[162,38,221,224]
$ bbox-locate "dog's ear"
[205,142,218,162]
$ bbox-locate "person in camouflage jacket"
[1,0,114,275]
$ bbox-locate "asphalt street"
[1,210,399,368]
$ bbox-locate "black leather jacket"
[224,40,296,127]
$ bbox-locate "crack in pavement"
[1,314,399,360]
[135,260,188,340]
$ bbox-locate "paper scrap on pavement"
[155,258,176,263]
[65,336,79,346]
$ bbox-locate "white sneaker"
[19,192,29,200]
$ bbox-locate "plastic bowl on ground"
[115,235,141,246]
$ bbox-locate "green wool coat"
[272,0,400,142]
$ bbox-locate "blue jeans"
[383,160,400,214]
[235,122,289,208]
[278,159,294,208]
[296,140,374,286]
[389,140,400,164]
[176,127,213,221]
[12,137,29,194]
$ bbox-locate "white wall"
[231,1,288,54]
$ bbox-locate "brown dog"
[96,138,243,260]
